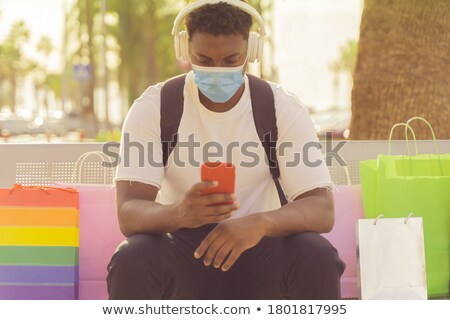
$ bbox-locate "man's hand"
[175,181,240,229]
[194,214,266,272]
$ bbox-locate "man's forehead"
[190,33,246,54]
[193,51,242,59]
[190,32,247,44]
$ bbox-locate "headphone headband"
[172,0,266,37]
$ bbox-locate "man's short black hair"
[185,1,253,40]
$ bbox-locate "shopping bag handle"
[388,123,418,156]
[405,117,440,155]
[329,156,352,186]
[72,151,113,184]
[9,184,78,195]
[406,117,443,177]
[342,164,352,186]
[373,212,415,226]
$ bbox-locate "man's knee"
[281,232,345,299]
[283,232,345,274]
[107,233,171,299]
[107,233,167,275]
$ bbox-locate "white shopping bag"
[357,214,428,300]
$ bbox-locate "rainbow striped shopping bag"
[0,184,79,300]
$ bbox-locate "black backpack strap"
[247,74,288,206]
[160,74,187,167]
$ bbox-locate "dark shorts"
[107,223,345,300]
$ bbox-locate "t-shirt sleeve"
[113,84,164,189]
[274,86,333,201]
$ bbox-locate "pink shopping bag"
[322,184,364,299]
[55,151,125,299]
[77,184,124,299]
[55,184,124,299]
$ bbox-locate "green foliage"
[5,20,31,48]
[330,39,359,77]
[95,128,122,142]
[65,0,184,110]
[44,73,62,99]
[1,0,275,129]
[0,20,35,111]
[107,0,182,106]
[36,36,54,58]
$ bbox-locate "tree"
[66,0,181,132]
[60,0,84,115]
[37,36,54,59]
[330,40,358,78]
[0,21,32,113]
[330,40,358,108]
[75,0,100,137]
[249,0,277,81]
[108,0,180,107]
[349,0,450,140]
[0,44,7,109]
[36,36,55,116]
[59,0,104,135]
[0,9,3,109]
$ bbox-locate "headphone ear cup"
[257,36,264,62]
[174,34,181,61]
[174,31,189,61]
[179,31,190,62]
[247,32,258,63]
[248,32,264,63]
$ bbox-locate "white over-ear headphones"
[172,0,266,63]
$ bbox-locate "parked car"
[0,115,65,137]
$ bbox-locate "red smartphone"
[200,162,235,205]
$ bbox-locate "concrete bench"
[2,140,450,187]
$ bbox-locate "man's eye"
[225,61,237,65]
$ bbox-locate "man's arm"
[116,180,239,237]
[257,187,334,237]
[194,187,334,271]
[116,181,179,237]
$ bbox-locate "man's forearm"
[257,189,335,238]
[118,200,181,237]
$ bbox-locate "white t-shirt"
[114,71,332,219]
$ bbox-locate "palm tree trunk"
[0,76,4,109]
[349,0,450,140]
[10,76,16,113]
[83,0,99,137]
[145,15,158,86]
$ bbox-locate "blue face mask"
[191,63,245,103]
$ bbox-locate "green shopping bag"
[360,122,418,219]
[359,159,378,218]
[360,117,450,298]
